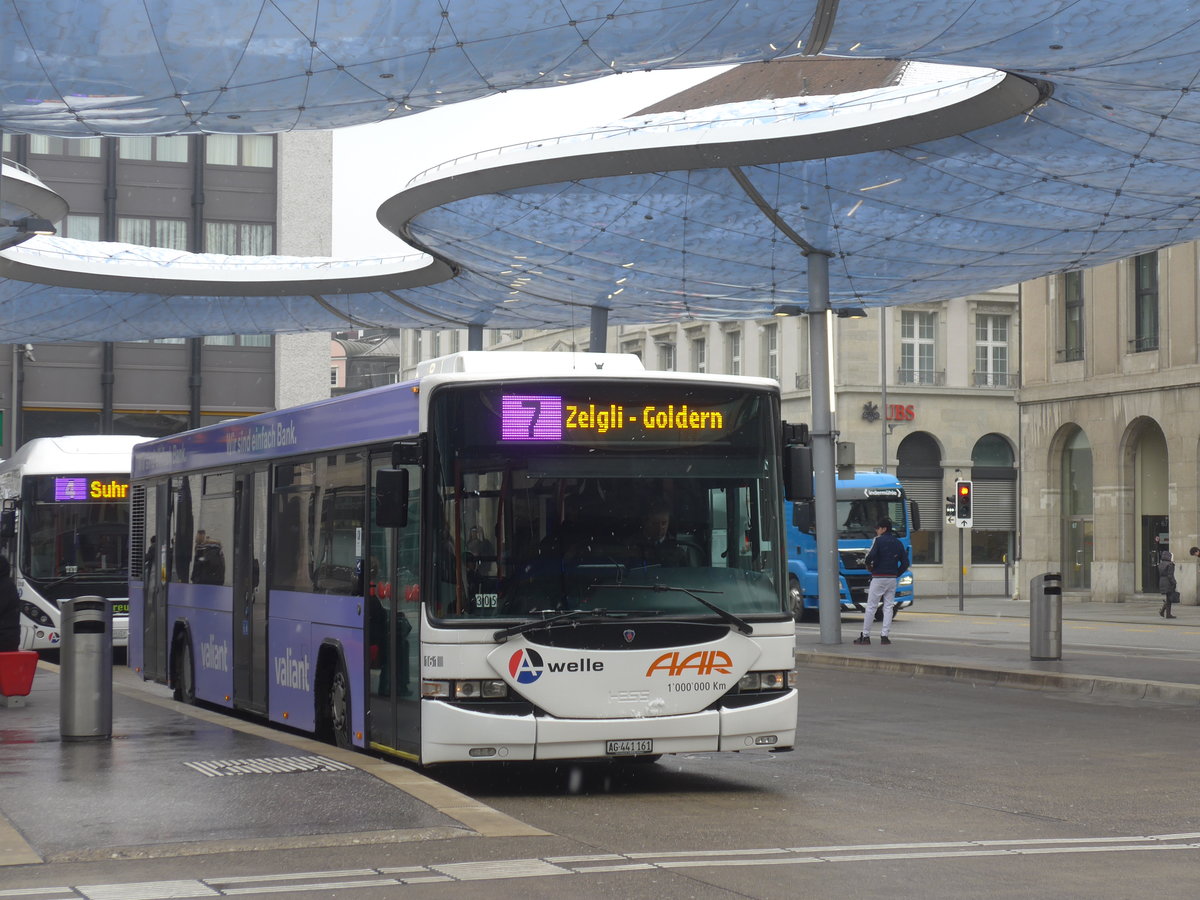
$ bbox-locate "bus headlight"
[738,670,790,692]
[424,679,510,700]
[20,602,53,627]
[898,573,913,586]
[454,680,509,699]
[421,680,451,699]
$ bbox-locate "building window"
[63,214,101,242]
[1058,270,1084,361]
[206,134,275,168]
[899,311,936,384]
[450,331,461,353]
[118,135,189,162]
[896,432,943,565]
[28,136,101,157]
[974,314,1010,386]
[1062,429,1093,589]
[761,323,779,380]
[657,345,676,374]
[330,367,339,386]
[969,434,1017,565]
[1131,252,1158,352]
[691,337,706,373]
[204,335,272,347]
[794,316,810,390]
[118,217,189,250]
[205,222,274,256]
[726,329,741,375]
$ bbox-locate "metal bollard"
[59,596,113,741]
[1029,572,1062,661]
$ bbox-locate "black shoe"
[852,634,870,645]
[880,636,892,645]
[1166,613,1176,619]
[1159,606,1166,617]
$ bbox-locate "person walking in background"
[0,554,21,651]
[1158,550,1179,619]
[854,518,910,646]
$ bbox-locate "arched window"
[970,434,1016,565]
[897,432,942,564]
[1062,429,1093,589]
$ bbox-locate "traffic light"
[945,496,956,525]
[955,480,973,526]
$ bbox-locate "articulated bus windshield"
[428,382,785,621]
[21,474,131,583]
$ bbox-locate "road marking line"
[7,834,1200,898]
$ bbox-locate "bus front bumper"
[420,690,797,765]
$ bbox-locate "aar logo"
[508,648,545,684]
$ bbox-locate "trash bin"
[1029,572,1062,661]
[59,596,113,742]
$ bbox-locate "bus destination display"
[53,477,130,502]
[500,393,734,443]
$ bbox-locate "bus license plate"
[606,739,653,756]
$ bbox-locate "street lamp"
[0,215,56,250]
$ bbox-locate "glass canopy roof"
[1,1,1199,340]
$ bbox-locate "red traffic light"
[955,480,973,522]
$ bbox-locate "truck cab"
[786,472,919,620]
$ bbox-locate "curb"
[795,648,1200,707]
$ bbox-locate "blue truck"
[786,472,920,620]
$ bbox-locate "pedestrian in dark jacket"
[1158,550,1178,619]
[0,554,21,651]
[854,518,910,646]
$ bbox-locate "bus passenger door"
[142,483,171,683]
[233,469,269,714]
[367,454,421,757]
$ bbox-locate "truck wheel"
[789,576,811,621]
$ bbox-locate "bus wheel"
[788,576,810,622]
[326,661,352,749]
[173,636,195,705]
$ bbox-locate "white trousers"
[861,576,898,637]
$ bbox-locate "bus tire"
[173,634,196,705]
[324,658,353,749]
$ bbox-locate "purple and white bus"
[129,352,805,765]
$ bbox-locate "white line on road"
[6,833,1200,898]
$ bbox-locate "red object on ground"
[0,650,38,697]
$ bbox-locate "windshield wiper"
[591,583,753,635]
[493,608,619,642]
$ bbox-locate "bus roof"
[0,435,149,477]
[132,352,782,479]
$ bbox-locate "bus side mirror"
[792,500,814,533]
[0,508,14,540]
[909,499,921,532]
[784,445,813,501]
[375,469,409,528]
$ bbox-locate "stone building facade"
[1019,245,1200,604]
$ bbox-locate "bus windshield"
[428,382,784,621]
[21,474,131,581]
